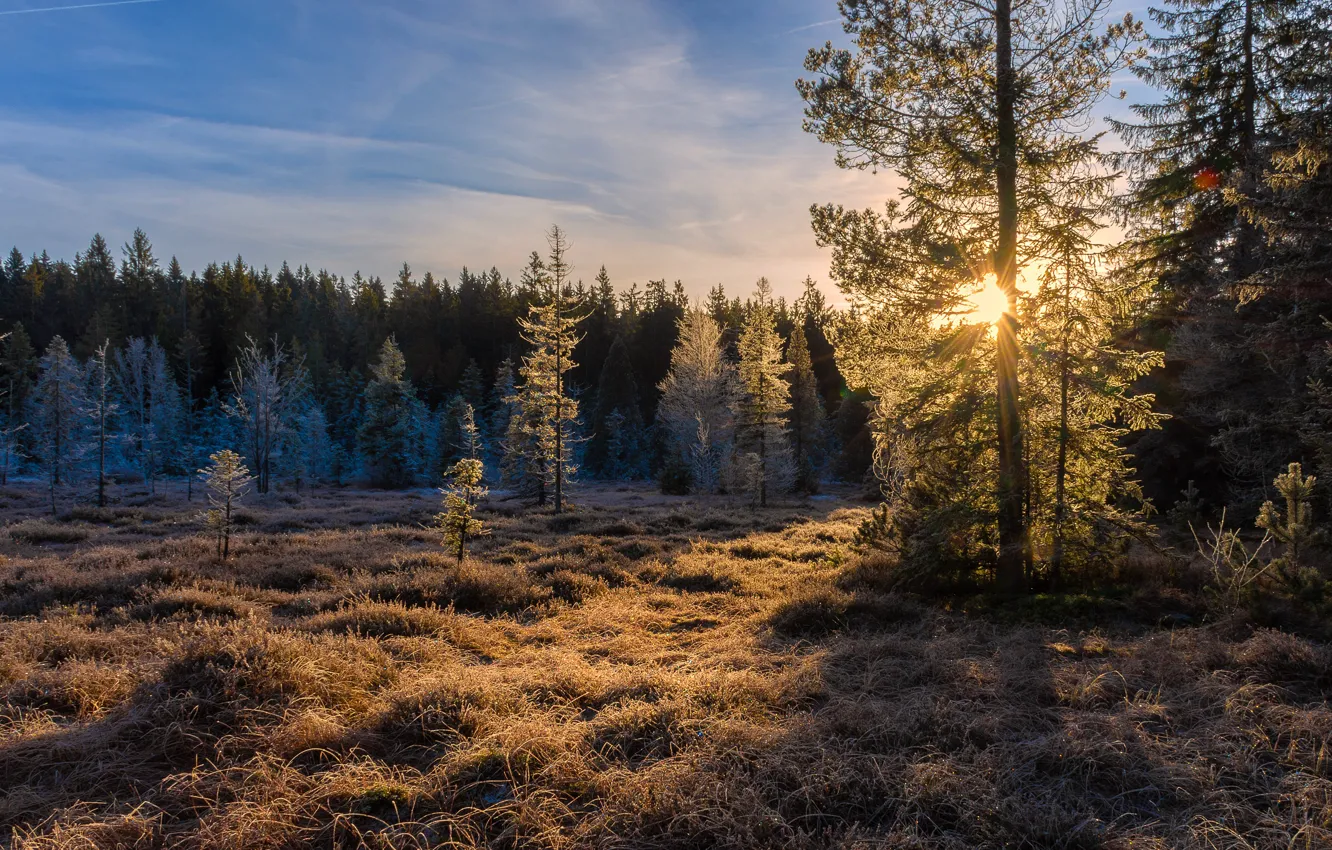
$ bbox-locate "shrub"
[6,520,92,544]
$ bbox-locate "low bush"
[6,520,93,544]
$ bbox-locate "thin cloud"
[781,18,841,36]
[0,0,165,15]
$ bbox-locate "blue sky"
[0,0,1149,300]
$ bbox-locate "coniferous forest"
[3,0,1332,847]
[0,227,855,501]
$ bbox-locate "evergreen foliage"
[657,308,737,494]
[734,279,793,507]
[585,335,647,480]
[359,337,419,488]
[30,336,86,512]
[435,403,488,562]
[504,226,583,511]
[803,0,1148,588]
[785,325,825,493]
[200,449,252,561]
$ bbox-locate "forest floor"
[0,481,1329,849]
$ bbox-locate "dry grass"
[0,482,1328,848]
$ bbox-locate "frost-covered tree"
[359,336,418,488]
[227,335,308,494]
[30,336,86,513]
[88,341,119,507]
[114,337,182,494]
[200,449,251,561]
[786,326,826,493]
[657,308,737,493]
[434,403,488,562]
[504,226,582,511]
[488,356,517,475]
[289,404,333,492]
[735,280,793,506]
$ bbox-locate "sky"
[0,0,1152,301]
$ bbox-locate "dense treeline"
[0,227,862,503]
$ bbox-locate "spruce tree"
[0,326,35,486]
[359,336,418,488]
[786,325,825,493]
[505,226,582,511]
[586,335,647,479]
[200,449,251,561]
[435,403,488,562]
[31,336,86,513]
[801,0,1142,588]
[735,280,793,507]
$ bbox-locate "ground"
[0,481,1328,849]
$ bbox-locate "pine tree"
[359,336,418,488]
[586,335,647,479]
[490,356,517,470]
[0,326,35,486]
[786,325,825,493]
[735,280,793,507]
[289,404,332,492]
[200,449,252,561]
[1111,0,1295,300]
[1256,462,1322,597]
[505,226,582,510]
[457,359,486,417]
[658,308,737,494]
[30,336,86,514]
[801,0,1143,588]
[434,403,488,562]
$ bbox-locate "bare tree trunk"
[994,0,1027,593]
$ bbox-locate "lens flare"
[963,274,1011,327]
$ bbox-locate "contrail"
[782,19,840,36]
[0,0,166,16]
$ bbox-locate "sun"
[962,274,1011,327]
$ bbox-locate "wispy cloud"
[0,0,166,16]
[781,18,841,36]
[0,0,893,300]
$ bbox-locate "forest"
[1,0,1331,847]
[0,227,862,504]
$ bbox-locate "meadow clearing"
[0,482,1328,849]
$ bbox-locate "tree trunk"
[1234,0,1261,281]
[994,0,1027,592]
[555,291,565,515]
[1051,268,1072,590]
